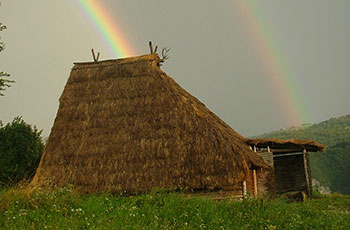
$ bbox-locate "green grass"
[1,186,350,229]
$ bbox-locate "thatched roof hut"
[32,54,267,194]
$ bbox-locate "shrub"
[0,117,44,186]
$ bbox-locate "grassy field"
[1,186,350,229]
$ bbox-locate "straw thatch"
[247,138,326,152]
[32,54,267,194]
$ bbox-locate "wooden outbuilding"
[247,138,326,196]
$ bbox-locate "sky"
[0,0,349,137]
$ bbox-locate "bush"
[0,117,44,186]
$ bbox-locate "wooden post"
[243,180,247,198]
[253,169,258,197]
[303,149,311,196]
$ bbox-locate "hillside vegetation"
[254,115,350,194]
[1,187,350,229]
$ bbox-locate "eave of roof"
[247,138,326,153]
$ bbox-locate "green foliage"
[0,23,6,52]
[0,70,12,96]
[253,114,350,194]
[0,21,14,96]
[310,142,350,194]
[0,117,44,186]
[1,187,350,229]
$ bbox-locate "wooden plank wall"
[273,154,307,193]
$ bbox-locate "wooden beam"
[270,148,304,154]
[273,152,304,158]
[255,148,304,154]
[184,190,243,200]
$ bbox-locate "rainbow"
[233,1,308,126]
[75,0,135,58]
[74,0,306,126]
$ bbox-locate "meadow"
[1,185,349,229]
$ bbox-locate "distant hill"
[252,115,350,194]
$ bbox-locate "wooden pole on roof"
[96,52,100,61]
[149,41,154,54]
[91,49,100,62]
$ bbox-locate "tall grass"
[1,186,349,229]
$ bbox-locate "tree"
[0,117,44,186]
[0,21,14,96]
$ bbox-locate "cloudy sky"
[0,0,349,137]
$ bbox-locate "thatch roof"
[32,54,267,194]
[247,138,326,153]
